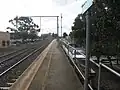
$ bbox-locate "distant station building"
[0,31,10,48]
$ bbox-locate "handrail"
[70,40,120,78]
[60,39,93,90]
[61,39,120,90]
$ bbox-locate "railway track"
[89,59,120,90]
[61,40,120,90]
[0,39,53,90]
[0,39,47,60]
[75,55,120,90]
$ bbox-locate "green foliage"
[71,14,85,46]
[71,0,120,61]
[91,0,120,57]
[63,32,68,38]
[8,16,40,40]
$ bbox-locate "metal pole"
[75,49,76,63]
[40,17,41,32]
[84,11,90,90]
[73,31,75,47]
[16,16,18,31]
[57,16,59,37]
[68,44,69,55]
[61,14,63,37]
[98,59,101,90]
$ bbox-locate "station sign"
[82,0,93,14]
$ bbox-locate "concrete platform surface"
[28,40,83,90]
[10,39,83,90]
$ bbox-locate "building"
[0,31,10,48]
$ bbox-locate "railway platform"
[9,39,83,90]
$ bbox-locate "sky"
[0,0,85,36]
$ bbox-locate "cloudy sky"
[0,0,85,35]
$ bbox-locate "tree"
[63,32,68,38]
[71,0,120,64]
[91,0,120,63]
[8,16,40,41]
[71,14,85,46]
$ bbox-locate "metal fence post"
[98,59,101,90]
[75,49,76,63]
[68,45,69,56]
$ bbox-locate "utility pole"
[61,13,63,37]
[16,16,18,31]
[57,16,59,37]
[40,17,41,32]
[15,16,18,34]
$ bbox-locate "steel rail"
[0,45,44,77]
[0,49,28,64]
[0,48,26,58]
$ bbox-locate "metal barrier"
[60,39,120,90]
[60,39,94,90]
